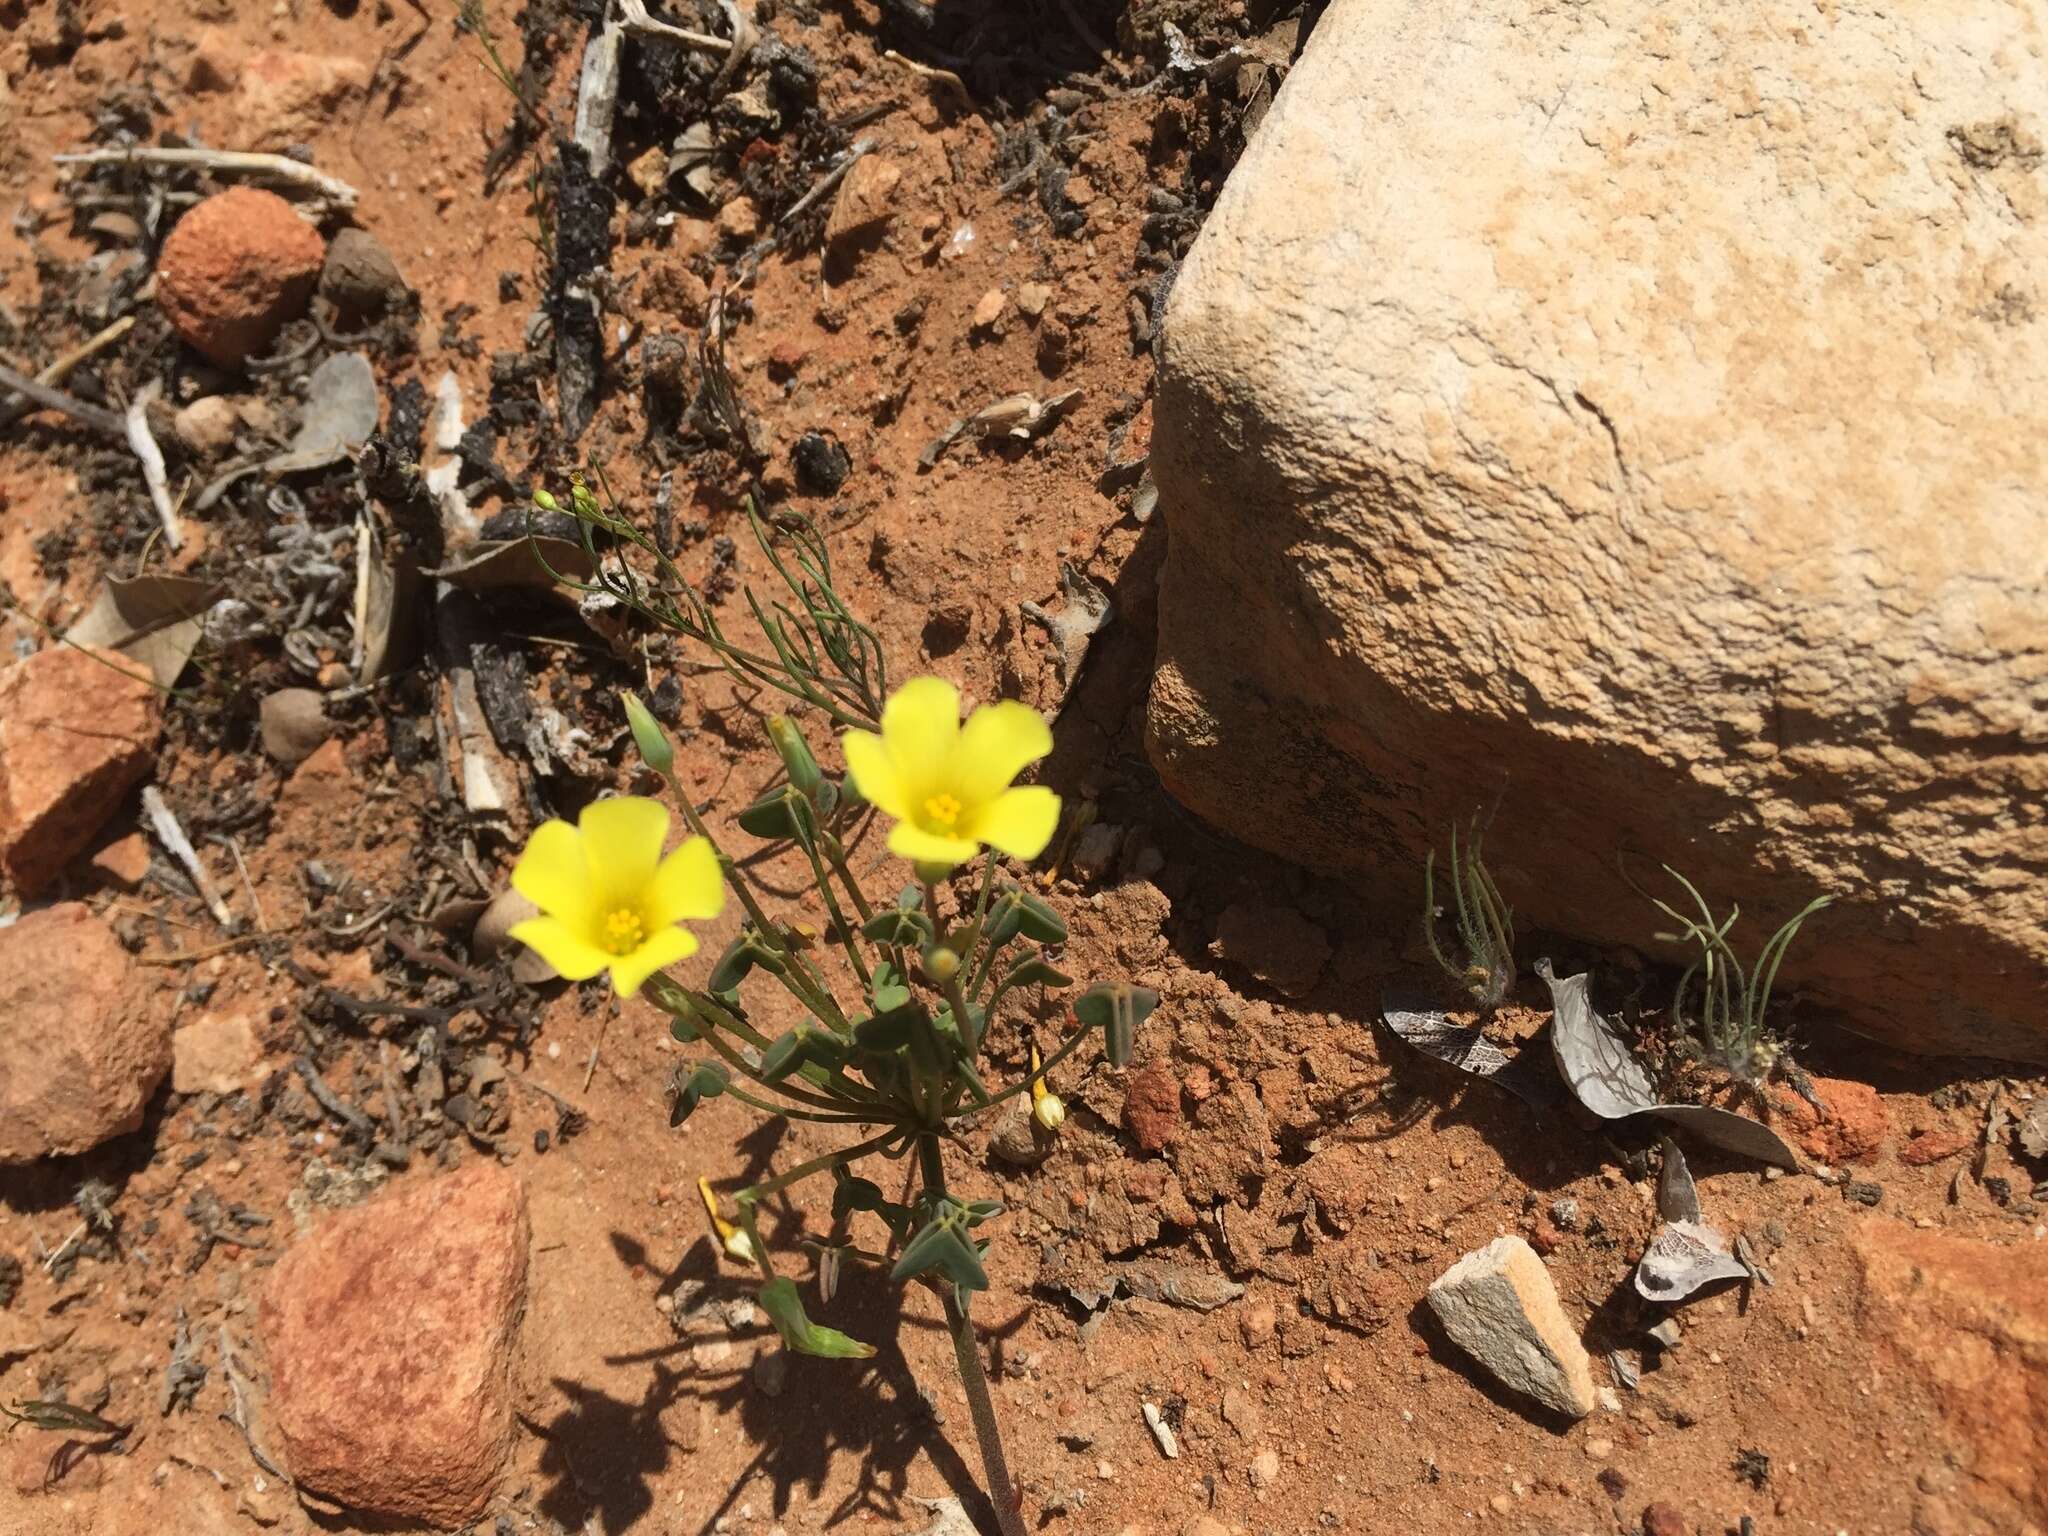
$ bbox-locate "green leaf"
[757,1276,875,1359]
[1015,889,1068,944]
[707,933,760,994]
[738,788,802,839]
[669,1062,728,1127]
[834,773,864,813]
[1073,983,1160,1069]
[981,892,1026,948]
[869,961,911,1014]
[855,1000,924,1054]
[757,1028,808,1081]
[996,958,1072,997]
[891,1209,989,1292]
[862,909,934,947]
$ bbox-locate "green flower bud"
[924,945,962,984]
[621,691,675,776]
[766,715,823,800]
[533,488,559,511]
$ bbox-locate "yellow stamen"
[923,791,963,830]
[602,908,645,955]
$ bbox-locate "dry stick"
[614,0,732,57]
[51,147,360,214]
[141,787,235,929]
[0,315,134,429]
[0,360,125,438]
[126,379,183,552]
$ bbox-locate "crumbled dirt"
[2,5,2045,1536]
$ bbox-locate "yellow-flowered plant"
[841,676,1059,871]
[508,796,726,999]
[515,481,1162,1536]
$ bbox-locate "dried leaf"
[1021,560,1112,694]
[266,352,379,475]
[67,573,223,687]
[1655,1137,1704,1224]
[1382,990,1564,1113]
[2019,1099,2048,1161]
[1635,1220,1749,1301]
[1540,961,1657,1118]
[429,536,597,592]
[1536,963,1802,1170]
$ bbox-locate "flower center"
[602,908,645,955]
[922,792,963,831]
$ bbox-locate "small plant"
[1638,865,1830,1091]
[1423,816,1515,1016]
[509,481,1157,1536]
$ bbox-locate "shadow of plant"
[527,1230,1008,1536]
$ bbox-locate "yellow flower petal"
[842,728,909,818]
[579,795,670,908]
[609,923,699,999]
[968,784,1060,860]
[880,676,961,778]
[511,820,596,927]
[509,915,610,981]
[956,700,1052,805]
[645,836,725,928]
[886,819,982,868]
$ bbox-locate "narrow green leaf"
[757,1276,875,1359]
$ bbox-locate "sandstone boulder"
[0,904,166,1163]
[261,1166,530,1527]
[1855,1221,2048,1529]
[1146,0,2048,1061]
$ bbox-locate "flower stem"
[916,1134,1027,1536]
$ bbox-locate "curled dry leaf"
[1381,989,1564,1114]
[1536,961,1802,1170]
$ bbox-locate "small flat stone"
[1121,1058,1182,1152]
[1427,1235,1596,1419]
[261,1166,529,1527]
[823,154,902,263]
[172,1011,268,1096]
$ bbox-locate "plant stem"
[915,1134,1026,1536]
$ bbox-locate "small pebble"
[1249,1449,1281,1488]
[1585,1436,1613,1460]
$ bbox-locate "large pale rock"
[1854,1221,2048,1529]
[1426,1235,1594,1420]
[0,904,166,1163]
[260,1167,530,1527]
[1145,0,2048,1061]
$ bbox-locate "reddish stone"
[0,644,161,893]
[156,186,325,367]
[1854,1220,2048,1529]
[1122,1058,1183,1152]
[88,831,152,890]
[231,49,371,151]
[261,1166,529,1528]
[1640,1503,1689,1536]
[1899,1127,1975,1166]
[0,904,166,1164]
[1770,1076,1890,1164]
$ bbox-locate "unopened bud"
[1032,1092,1066,1133]
[766,715,822,800]
[924,945,962,984]
[621,690,675,776]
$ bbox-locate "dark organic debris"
[1634,1140,1750,1302]
[791,430,851,495]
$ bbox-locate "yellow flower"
[842,677,1059,869]
[508,796,725,998]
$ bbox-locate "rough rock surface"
[0,643,162,893]
[261,1166,530,1527]
[1426,1235,1594,1419]
[824,153,902,266]
[156,186,325,367]
[1855,1220,2048,1530]
[0,904,166,1164]
[1144,0,2048,1061]
[1121,1058,1183,1152]
[171,1011,268,1096]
